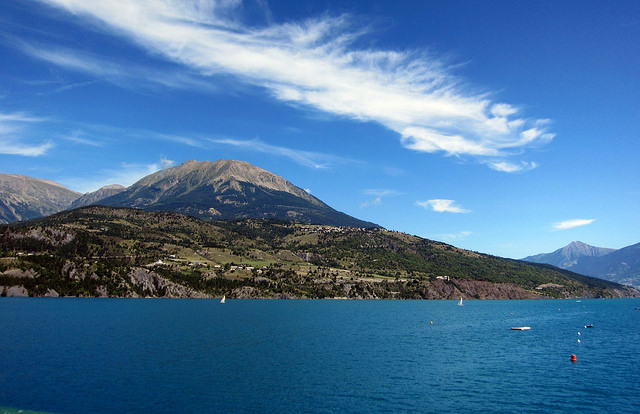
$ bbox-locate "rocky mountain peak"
[93,159,376,227]
[1,160,378,228]
[523,241,616,269]
[135,159,318,205]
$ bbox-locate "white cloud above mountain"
[0,112,53,156]
[417,199,470,213]
[554,219,595,230]
[30,0,554,170]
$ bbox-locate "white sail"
[458,297,463,306]
[220,295,226,303]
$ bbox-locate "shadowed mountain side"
[523,240,640,287]
[522,241,616,269]
[97,160,378,227]
[568,242,640,287]
[70,185,126,209]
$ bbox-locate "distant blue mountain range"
[522,241,640,287]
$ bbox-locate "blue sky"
[1,0,639,259]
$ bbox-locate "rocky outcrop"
[451,279,544,300]
[2,285,29,297]
[2,269,37,278]
[128,268,212,298]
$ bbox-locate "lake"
[1,298,639,413]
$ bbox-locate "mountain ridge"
[522,241,616,268]
[96,159,377,227]
[71,184,126,209]
[522,241,640,287]
[568,242,640,287]
[0,174,81,224]
[1,160,377,228]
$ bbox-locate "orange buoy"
[570,354,577,362]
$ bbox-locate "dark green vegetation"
[1,206,637,299]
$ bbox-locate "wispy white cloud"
[210,137,356,169]
[437,231,472,242]
[363,189,403,197]
[15,39,218,93]
[62,129,105,147]
[58,122,206,149]
[553,218,595,230]
[0,111,54,156]
[417,199,470,213]
[38,80,100,96]
[360,189,402,208]
[33,0,554,170]
[486,160,538,173]
[383,166,406,177]
[62,157,175,193]
[360,197,382,208]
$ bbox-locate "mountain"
[70,184,126,209]
[0,160,377,228]
[522,241,616,269]
[97,159,377,228]
[0,174,81,224]
[523,241,640,288]
[1,206,637,299]
[569,242,640,287]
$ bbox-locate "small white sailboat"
[458,297,463,306]
[220,295,226,304]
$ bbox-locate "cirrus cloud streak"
[417,199,470,213]
[31,0,554,170]
[0,112,53,156]
[553,218,595,230]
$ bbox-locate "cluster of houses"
[296,225,375,235]
[146,258,262,273]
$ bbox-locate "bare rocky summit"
[98,159,377,227]
[0,160,376,227]
[0,174,81,223]
[522,241,615,269]
[523,240,640,288]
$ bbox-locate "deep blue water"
[1,298,639,413]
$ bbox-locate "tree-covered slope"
[1,206,637,299]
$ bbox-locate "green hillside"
[1,206,637,299]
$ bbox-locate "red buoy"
[570,354,577,362]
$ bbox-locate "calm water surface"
[1,298,639,413]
